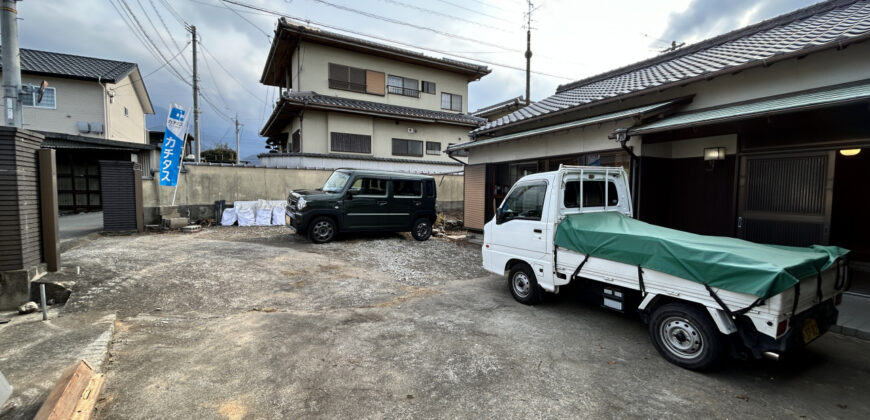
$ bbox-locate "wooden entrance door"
[737,151,835,246]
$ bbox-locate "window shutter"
[349,67,366,92]
[365,70,385,95]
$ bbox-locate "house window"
[448,143,468,157]
[387,75,419,97]
[422,81,436,94]
[21,87,56,109]
[330,132,371,154]
[328,63,366,93]
[392,138,423,157]
[426,141,441,155]
[441,92,461,111]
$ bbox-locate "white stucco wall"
[105,73,148,143]
[10,74,104,136]
[294,42,471,113]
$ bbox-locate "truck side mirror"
[346,188,360,200]
[495,207,505,224]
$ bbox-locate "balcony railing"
[387,85,420,98]
[329,79,366,93]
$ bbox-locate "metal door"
[737,151,835,246]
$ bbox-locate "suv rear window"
[393,180,422,197]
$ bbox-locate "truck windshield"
[322,171,351,193]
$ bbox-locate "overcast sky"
[16,0,819,159]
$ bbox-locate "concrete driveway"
[59,211,103,241]
[14,227,870,419]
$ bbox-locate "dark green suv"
[285,169,438,243]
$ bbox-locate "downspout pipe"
[609,128,640,217]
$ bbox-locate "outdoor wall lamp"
[703,147,726,161]
[704,147,725,171]
[839,148,861,156]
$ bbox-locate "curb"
[830,324,870,341]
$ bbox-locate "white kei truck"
[481,165,849,370]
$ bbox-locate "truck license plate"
[802,318,820,343]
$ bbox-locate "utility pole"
[524,1,536,106]
[189,25,201,162]
[1,0,22,128]
[234,114,241,165]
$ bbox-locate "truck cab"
[482,166,632,293]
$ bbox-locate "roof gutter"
[474,32,870,137]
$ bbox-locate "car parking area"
[31,228,870,418]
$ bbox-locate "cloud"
[659,0,820,46]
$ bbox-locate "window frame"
[562,179,620,209]
[22,86,57,109]
[387,75,420,97]
[425,141,441,155]
[440,92,462,112]
[330,132,372,154]
[349,177,389,198]
[499,180,548,223]
[328,63,367,93]
[392,138,424,157]
[392,179,423,198]
[421,81,436,94]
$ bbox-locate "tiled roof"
[475,0,870,134]
[471,96,526,117]
[0,48,139,83]
[279,91,486,126]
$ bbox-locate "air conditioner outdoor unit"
[76,121,90,133]
[89,122,104,134]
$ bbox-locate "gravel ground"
[17,226,870,419]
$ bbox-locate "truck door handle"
[414,201,421,206]
[533,228,542,233]
[377,200,388,206]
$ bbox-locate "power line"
[311,0,523,53]
[434,0,517,24]
[220,0,574,80]
[198,43,267,104]
[157,0,187,26]
[217,0,272,41]
[136,0,192,75]
[149,0,194,73]
[117,0,192,85]
[379,0,512,33]
[112,42,191,90]
[199,47,232,112]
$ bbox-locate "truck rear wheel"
[649,303,724,370]
[508,264,542,305]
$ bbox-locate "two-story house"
[0,48,155,212]
[258,19,490,173]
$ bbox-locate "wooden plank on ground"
[70,374,105,420]
[33,360,94,420]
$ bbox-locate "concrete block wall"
[142,165,465,223]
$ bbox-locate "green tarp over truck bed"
[554,212,848,299]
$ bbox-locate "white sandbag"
[255,208,272,226]
[271,206,285,225]
[235,201,256,226]
[220,208,237,226]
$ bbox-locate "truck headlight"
[297,196,307,210]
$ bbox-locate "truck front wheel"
[508,264,542,305]
[649,303,724,370]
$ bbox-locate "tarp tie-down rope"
[704,283,765,319]
[637,266,646,297]
[834,259,846,291]
[792,282,801,316]
[571,254,591,281]
[816,272,824,304]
